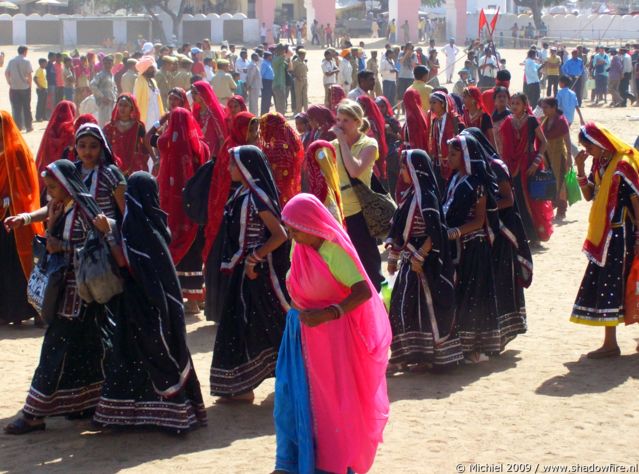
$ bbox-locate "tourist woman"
[4,159,110,434]
[210,145,289,402]
[571,122,639,358]
[259,112,304,206]
[103,94,150,176]
[203,111,258,322]
[540,97,572,221]
[426,91,463,190]
[499,92,553,245]
[306,104,337,142]
[462,86,494,145]
[333,99,385,291]
[157,108,209,313]
[386,149,464,371]
[444,135,502,362]
[191,80,228,159]
[0,111,44,326]
[93,172,207,432]
[490,86,511,156]
[462,127,532,346]
[303,140,344,222]
[274,193,390,474]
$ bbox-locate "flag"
[489,7,500,36]
[478,9,488,37]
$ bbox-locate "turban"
[141,42,154,55]
[136,55,157,74]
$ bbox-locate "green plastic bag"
[565,167,582,206]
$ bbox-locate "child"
[62,57,75,102]
[34,58,48,122]
[232,71,245,98]
[556,75,584,126]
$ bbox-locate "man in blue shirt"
[260,51,274,115]
[591,46,610,105]
[524,49,542,107]
[557,75,584,125]
[560,49,585,106]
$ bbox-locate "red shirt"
[192,61,205,77]
[55,62,64,87]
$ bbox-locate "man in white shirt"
[246,52,262,116]
[478,47,498,88]
[339,50,353,92]
[5,45,33,131]
[619,46,636,106]
[235,49,250,83]
[260,23,268,44]
[321,49,339,106]
[380,49,398,104]
[441,38,459,83]
[347,70,376,100]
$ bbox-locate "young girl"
[103,94,150,176]
[499,92,553,245]
[386,149,464,371]
[444,135,502,363]
[93,172,207,432]
[274,193,390,474]
[210,145,289,403]
[376,95,403,197]
[462,86,494,145]
[426,91,463,190]
[490,86,511,156]
[191,80,228,159]
[306,104,337,142]
[4,159,111,434]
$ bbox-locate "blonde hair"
[336,99,370,133]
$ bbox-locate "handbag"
[27,236,68,324]
[528,153,556,201]
[182,159,214,225]
[345,166,397,239]
[74,230,123,304]
[565,167,582,206]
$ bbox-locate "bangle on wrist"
[252,249,265,262]
[330,304,344,319]
[19,212,32,225]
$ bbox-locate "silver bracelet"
[330,304,344,318]
[19,212,32,225]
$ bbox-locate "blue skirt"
[274,309,315,474]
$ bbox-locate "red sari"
[157,107,210,265]
[402,88,429,151]
[202,111,256,260]
[192,80,228,159]
[425,102,461,183]
[499,114,553,242]
[329,84,346,114]
[260,112,304,206]
[462,86,493,137]
[103,94,149,176]
[357,95,388,178]
[224,95,247,130]
[36,100,76,188]
[307,105,337,143]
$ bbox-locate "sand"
[0,41,638,474]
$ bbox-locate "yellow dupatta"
[314,144,345,224]
[133,76,165,126]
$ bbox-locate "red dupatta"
[500,113,553,241]
[157,107,210,265]
[36,100,77,187]
[307,105,337,142]
[259,112,304,206]
[357,95,388,178]
[103,93,148,175]
[192,80,228,158]
[402,88,429,150]
[224,95,247,129]
[329,84,346,113]
[202,111,256,260]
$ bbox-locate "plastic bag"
[624,257,639,325]
[565,167,582,206]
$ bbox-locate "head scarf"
[74,113,98,131]
[36,100,77,187]
[157,107,209,265]
[281,193,390,474]
[464,86,485,111]
[259,112,304,206]
[226,95,247,116]
[0,111,44,277]
[75,122,120,168]
[221,145,282,271]
[304,140,344,223]
[192,80,228,157]
[579,122,639,266]
[357,95,388,177]
[44,159,102,222]
[375,96,395,118]
[402,88,429,151]
[329,84,346,113]
[110,92,141,123]
[306,105,336,142]
[202,111,257,260]
[168,87,191,112]
[121,171,196,398]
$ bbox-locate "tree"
[512,0,560,30]
[106,0,188,42]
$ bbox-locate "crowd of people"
[1,34,639,473]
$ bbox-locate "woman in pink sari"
[274,193,391,474]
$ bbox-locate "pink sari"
[282,193,391,474]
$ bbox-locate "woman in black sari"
[461,128,532,346]
[386,149,464,371]
[93,172,207,433]
[444,135,502,363]
[5,159,108,434]
[210,145,289,403]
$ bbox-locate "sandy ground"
[1,40,639,474]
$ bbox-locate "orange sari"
[0,111,44,277]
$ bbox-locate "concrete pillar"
[306,0,335,40]
[446,0,468,44]
[389,0,420,44]
[13,14,26,45]
[61,19,77,47]
[256,0,276,44]
[113,19,127,46]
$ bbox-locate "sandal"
[4,417,46,435]
[586,347,621,359]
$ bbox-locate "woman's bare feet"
[586,345,621,359]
